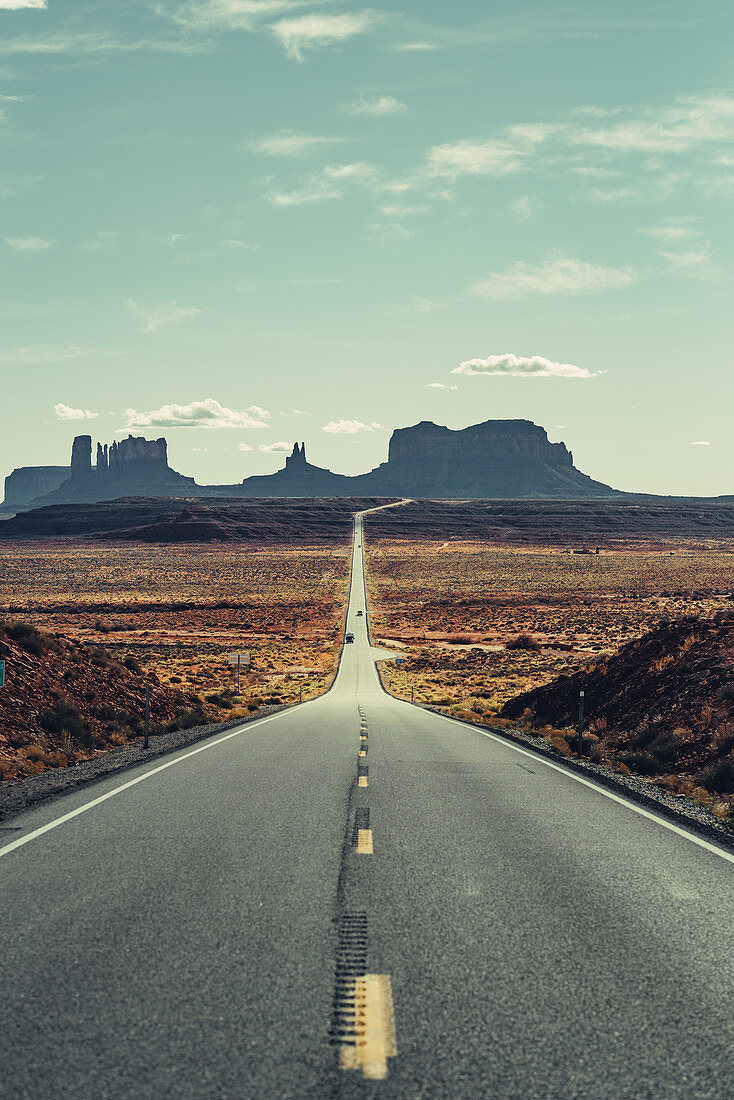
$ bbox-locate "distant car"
[357,610,363,616]
[345,632,355,643]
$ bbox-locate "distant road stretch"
[1,505,733,1098]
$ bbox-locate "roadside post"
[577,690,585,756]
[144,683,150,751]
[228,651,250,694]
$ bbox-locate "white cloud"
[126,298,200,332]
[6,235,55,253]
[251,129,345,156]
[512,195,537,221]
[123,398,271,430]
[323,160,376,181]
[453,353,595,380]
[640,221,698,242]
[270,12,375,61]
[571,93,734,155]
[427,139,524,179]
[658,243,718,279]
[0,1,46,8]
[53,403,99,420]
[269,180,341,206]
[347,94,406,117]
[426,383,458,390]
[168,1,313,31]
[472,253,636,301]
[237,442,254,451]
[322,419,382,434]
[192,446,211,452]
[690,440,711,446]
[259,440,293,452]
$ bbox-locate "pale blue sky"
[1,0,732,494]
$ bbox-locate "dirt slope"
[0,621,215,781]
[501,613,734,809]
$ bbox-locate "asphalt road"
[1,508,733,1099]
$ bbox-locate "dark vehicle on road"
[357,610,363,616]
[345,632,355,643]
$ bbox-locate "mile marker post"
[577,690,585,756]
[144,682,150,751]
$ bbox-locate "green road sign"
[0,660,4,687]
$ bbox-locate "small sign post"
[0,661,4,689]
[228,652,250,693]
[144,683,150,751]
[577,690,585,756]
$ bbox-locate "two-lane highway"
[1,508,733,1098]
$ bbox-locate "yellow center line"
[356,829,373,854]
[338,975,396,1080]
[358,776,369,787]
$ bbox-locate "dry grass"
[0,540,351,737]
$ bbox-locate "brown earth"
[366,539,734,820]
[0,540,351,781]
[500,614,734,814]
[0,621,214,781]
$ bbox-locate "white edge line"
[0,507,394,862]
[430,709,734,866]
[0,705,308,861]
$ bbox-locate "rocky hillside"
[0,621,216,781]
[500,613,734,811]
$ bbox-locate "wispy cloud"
[166,0,313,31]
[79,230,119,252]
[53,403,98,421]
[123,398,271,430]
[251,129,346,156]
[347,94,406,117]
[322,418,381,434]
[471,253,636,301]
[690,440,711,446]
[0,345,113,363]
[658,242,718,279]
[126,298,200,332]
[0,30,203,55]
[270,11,376,61]
[425,382,458,390]
[0,1,46,8]
[453,353,595,379]
[6,235,55,253]
[269,180,341,206]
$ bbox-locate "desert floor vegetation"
[366,539,734,820]
[0,541,350,779]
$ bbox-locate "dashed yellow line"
[356,829,373,854]
[358,776,369,787]
[359,749,367,757]
[338,975,396,1080]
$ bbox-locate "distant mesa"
[4,433,196,511]
[2,419,620,513]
